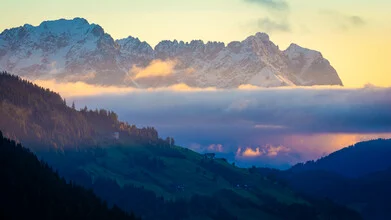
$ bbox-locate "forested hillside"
[0,131,138,220]
[0,72,166,150]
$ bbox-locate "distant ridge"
[290,139,391,177]
[260,138,391,220]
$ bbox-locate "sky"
[1,0,391,87]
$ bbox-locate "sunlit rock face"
[0,18,343,88]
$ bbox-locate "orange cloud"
[131,59,177,79]
[236,147,263,157]
[32,79,219,97]
[155,83,217,92]
[243,147,262,157]
[32,79,136,97]
[238,84,262,90]
[236,145,290,158]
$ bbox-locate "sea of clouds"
[34,79,391,169]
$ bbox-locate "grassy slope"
[76,142,305,219]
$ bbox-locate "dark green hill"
[0,131,138,220]
[0,72,361,220]
[281,168,391,220]
[257,139,391,220]
[290,139,391,177]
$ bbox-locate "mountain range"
[0,18,343,88]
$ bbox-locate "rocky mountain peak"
[255,32,270,41]
[0,18,343,88]
[285,43,322,60]
[116,36,154,55]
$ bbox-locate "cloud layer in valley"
[33,79,391,168]
[130,59,177,80]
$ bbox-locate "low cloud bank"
[35,80,391,168]
[131,59,177,80]
[32,80,218,97]
[33,79,136,97]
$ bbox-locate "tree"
[72,101,76,110]
[165,137,175,146]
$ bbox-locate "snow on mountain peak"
[116,36,154,59]
[0,18,343,88]
[285,43,322,60]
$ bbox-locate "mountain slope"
[0,131,138,220]
[0,71,161,150]
[0,18,343,88]
[0,72,360,220]
[290,139,391,177]
[257,139,391,220]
